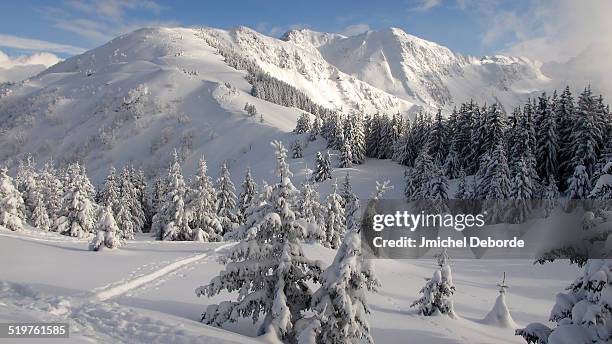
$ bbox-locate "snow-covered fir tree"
[589,162,612,199]
[351,114,367,164]
[454,169,469,199]
[151,175,165,216]
[312,151,332,182]
[39,163,63,229]
[507,158,534,223]
[566,164,591,199]
[411,249,456,318]
[483,272,516,328]
[427,109,448,165]
[556,86,576,185]
[55,163,96,238]
[519,204,612,343]
[131,168,151,232]
[339,140,353,168]
[569,87,600,178]
[31,188,51,231]
[187,157,221,242]
[518,258,612,343]
[99,166,120,212]
[324,182,346,249]
[216,161,238,235]
[292,140,303,159]
[404,148,435,201]
[535,93,559,180]
[244,102,257,117]
[196,141,322,342]
[443,142,461,179]
[294,113,312,134]
[297,182,325,242]
[542,175,560,217]
[237,167,257,224]
[309,117,321,142]
[298,223,380,344]
[0,167,25,231]
[153,151,193,241]
[341,173,360,231]
[89,205,121,251]
[115,167,140,240]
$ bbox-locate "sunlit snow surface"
[0,226,578,343]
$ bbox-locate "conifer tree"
[131,168,150,232]
[56,163,96,238]
[424,165,449,212]
[454,169,469,199]
[39,163,63,229]
[566,164,591,199]
[237,167,258,224]
[301,225,379,344]
[339,140,353,168]
[99,166,120,212]
[153,151,193,241]
[351,114,367,164]
[443,142,461,179]
[292,140,303,159]
[535,93,559,180]
[483,272,516,328]
[294,113,312,134]
[507,158,533,223]
[216,161,238,234]
[89,206,121,251]
[31,188,51,231]
[312,151,332,182]
[309,117,321,142]
[298,182,325,242]
[116,167,141,240]
[341,173,360,231]
[427,109,448,164]
[324,183,346,249]
[196,141,322,342]
[556,86,576,185]
[569,87,600,178]
[188,157,221,241]
[542,175,560,217]
[0,167,25,231]
[411,249,456,317]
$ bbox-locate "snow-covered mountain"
[283,28,551,109]
[0,25,555,183]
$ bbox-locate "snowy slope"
[0,27,313,184]
[200,26,415,114]
[0,227,579,343]
[283,28,551,110]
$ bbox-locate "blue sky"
[0,0,538,59]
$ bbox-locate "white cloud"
[0,50,62,82]
[410,0,442,12]
[42,0,173,46]
[481,0,612,97]
[0,34,85,55]
[341,23,371,36]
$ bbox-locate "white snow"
[0,226,580,343]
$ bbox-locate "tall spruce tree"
[196,141,322,342]
[237,167,258,224]
[187,157,221,242]
[153,151,193,241]
[216,161,238,234]
[0,167,26,231]
[535,93,559,180]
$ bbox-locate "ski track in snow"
[0,231,246,343]
[92,243,232,302]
